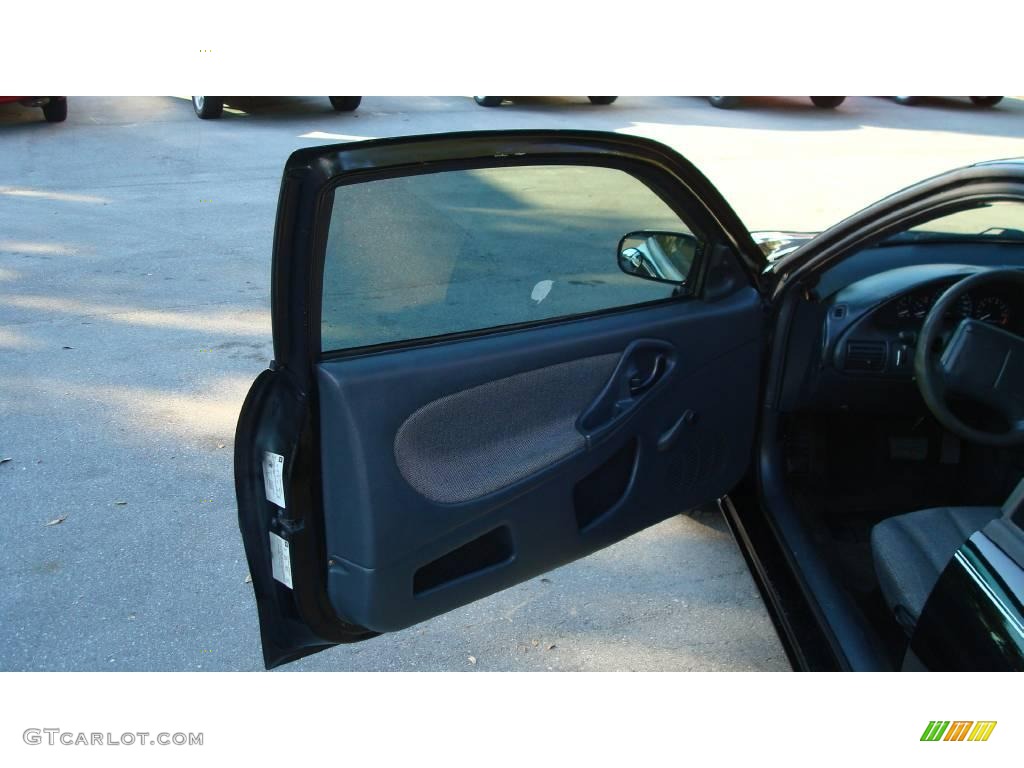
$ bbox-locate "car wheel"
[969,96,1003,107]
[192,96,223,119]
[41,97,67,123]
[587,96,617,105]
[329,96,362,112]
[707,96,741,109]
[893,96,921,105]
[474,97,504,107]
[810,96,845,109]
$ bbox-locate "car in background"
[893,96,1003,107]
[474,96,617,107]
[0,96,67,122]
[708,96,845,109]
[190,96,362,119]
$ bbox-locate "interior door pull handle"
[658,409,697,452]
[577,340,676,442]
[629,354,666,395]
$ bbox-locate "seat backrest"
[1002,476,1024,525]
[983,477,1024,567]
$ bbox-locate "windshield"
[814,199,1024,297]
[882,200,1024,243]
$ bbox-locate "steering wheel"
[914,268,1024,447]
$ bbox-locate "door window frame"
[270,131,768,386]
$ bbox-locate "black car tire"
[969,96,1003,107]
[41,97,67,123]
[707,96,741,109]
[587,96,617,105]
[192,97,223,119]
[893,96,921,105]
[810,96,845,109]
[474,97,503,107]
[329,96,362,112]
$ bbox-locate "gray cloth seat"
[870,505,1001,630]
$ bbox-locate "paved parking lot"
[2,96,1022,671]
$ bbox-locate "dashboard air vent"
[845,340,886,372]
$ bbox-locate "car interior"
[764,201,1024,668]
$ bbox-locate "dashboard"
[823,265,1024,378]
[777,239,1024,415]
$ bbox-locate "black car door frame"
[275,131,768,378]
[237,130,771,668]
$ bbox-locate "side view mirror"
[617,231,699,285]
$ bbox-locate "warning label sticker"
[262,451,286,508]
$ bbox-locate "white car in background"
[190,96,362,119]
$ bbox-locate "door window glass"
[321,164,700,352]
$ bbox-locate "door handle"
[577,341,677,444]
[629,353,666,396]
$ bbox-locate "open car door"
[235,130,770,668]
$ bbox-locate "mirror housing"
[617,230,699,285]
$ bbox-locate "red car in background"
[0,96,67,122]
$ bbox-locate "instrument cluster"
[886,284,1014,328]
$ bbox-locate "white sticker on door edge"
[269,531,293,589]
[262,451,286,508]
